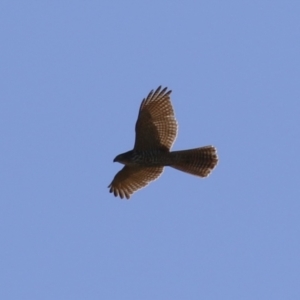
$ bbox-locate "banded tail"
[170,146,218,177]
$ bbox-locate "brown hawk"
[108,86,218,199]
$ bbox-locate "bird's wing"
[134,86,178,151]
[108,166,163,199]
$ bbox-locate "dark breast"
[131,149,172,166]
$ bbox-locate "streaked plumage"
[108,86,218,199]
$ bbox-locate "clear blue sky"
[1,1,299,299]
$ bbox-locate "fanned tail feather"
[170,146,218,177]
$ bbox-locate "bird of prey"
[108,86,218,199]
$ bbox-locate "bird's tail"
[170,146,218,177]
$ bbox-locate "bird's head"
[113,150,133,165]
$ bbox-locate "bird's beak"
[113,157,117,162]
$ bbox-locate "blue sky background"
[1,1,300,299]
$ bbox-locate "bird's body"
[115,147,217,172]
[108,86,218,199]
[114,148,172,166]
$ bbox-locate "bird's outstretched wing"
[108,166,163,199]
[134,86,178,151]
